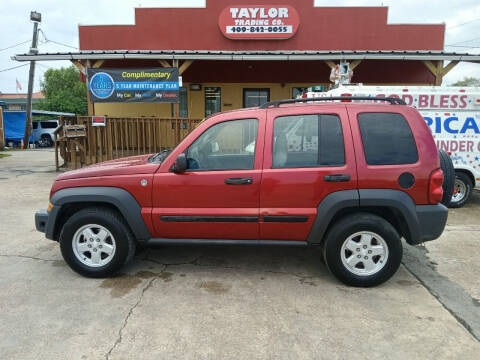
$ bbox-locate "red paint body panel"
[151,109,267,239]
[79,2,444,51]
[51,173,157,236]
[260,105,357,240]
[346,104,440,205]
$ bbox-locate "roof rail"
[259,96,406,109]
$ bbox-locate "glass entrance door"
[243,88,270,108]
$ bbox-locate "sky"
[0,0,479,94]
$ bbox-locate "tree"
[36,66,87,115]
[452,77,480,87]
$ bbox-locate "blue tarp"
[3,111,31,142]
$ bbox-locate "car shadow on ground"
[131,244,331,281]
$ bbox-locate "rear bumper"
[413,203,448,244]
[35,209,49,234]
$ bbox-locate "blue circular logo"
[89,72,114,99]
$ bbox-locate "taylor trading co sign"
[218,5,300,40]
[87,68,179,103]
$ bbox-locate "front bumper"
[35,209,49,234]
[414,203,448,244]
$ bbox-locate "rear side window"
[40,121,58,129]
[273,114,345,168]
[358,112,418,165]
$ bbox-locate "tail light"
[428,169,444,204]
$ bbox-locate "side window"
[358,112,418,165]
[32,122,38,129]
[40,121,58,129]
[273,114,345,168]
[186,118,258,171]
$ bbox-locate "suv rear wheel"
[59,207,136,278]
[322,213,403,287]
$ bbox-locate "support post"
[23,16,40,148]
[159,60,172,68]
[423,60,459,86]
[86,60,94,116]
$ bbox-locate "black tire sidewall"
[449,172,472,208]
[439,149,455,206]
[60,208,132,278]
[323,214,403,287]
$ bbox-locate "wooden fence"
[55,116,202,169]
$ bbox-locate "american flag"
[16,78,22,92]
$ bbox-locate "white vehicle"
[302,85,480,207]
[32,120,58,147]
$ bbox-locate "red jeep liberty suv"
[35,97,451,287]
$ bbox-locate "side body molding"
[307,190,359,244]
[47,187,151,241]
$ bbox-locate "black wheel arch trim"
[47,187,151,241]
[307,189,447,245]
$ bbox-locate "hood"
[56,154,159,180]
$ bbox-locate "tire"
[322,213,403,287]
[449,172,473,208]
[59,207,136,278]
[438,149,454,206]
[39,136,53,148]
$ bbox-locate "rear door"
[260,105,357,241]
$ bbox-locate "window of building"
[292,87,308,99]
[358,112,418,165]
[273,114,345,168]
[243,88,270,108]
[205,87,221,116]
[186,118,258,171]
[7,104,23,111]
[171,87,188,118]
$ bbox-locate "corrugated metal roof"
[12,50,480,62]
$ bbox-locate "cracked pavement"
[0,149,479,359]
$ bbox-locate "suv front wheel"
[322,213,403,287]
[59,207,136,278]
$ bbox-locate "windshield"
[149,149,172,163]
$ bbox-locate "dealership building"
[14,0,480,119]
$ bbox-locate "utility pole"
[23,11,41,148]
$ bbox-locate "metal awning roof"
[12,50,480,62]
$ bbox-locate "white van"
[302,85,480,207]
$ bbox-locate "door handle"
[225,177,253,185]
[324,174,351,182]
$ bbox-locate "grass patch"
[0,153,12,159]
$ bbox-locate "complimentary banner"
[87,68,179,103]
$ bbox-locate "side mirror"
[173,153,187,173]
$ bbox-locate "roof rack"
[259,96,406,109]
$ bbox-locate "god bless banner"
[87,68,179,103]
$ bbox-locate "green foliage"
[452,77,480,87]
[36,66,87,115]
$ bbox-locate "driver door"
[151,115,265,240]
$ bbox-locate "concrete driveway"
[0,149,479,360]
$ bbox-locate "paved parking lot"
[0,149,479,359]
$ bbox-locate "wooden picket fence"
[55,116,202,169]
